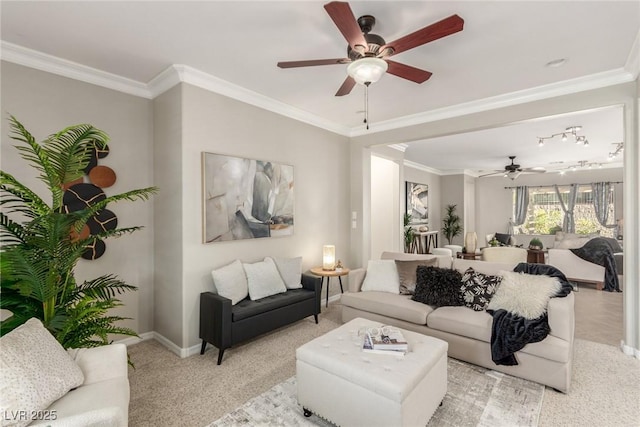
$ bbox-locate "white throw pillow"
[211,259,248,305]
[361,259,400,294]
[244,257,288,300]
[0,318,85,427]
[269,256,303,289]
[487,271,561,319]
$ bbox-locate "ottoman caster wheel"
[303,408,312,417]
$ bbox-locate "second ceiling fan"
[277,1,464,96]
[480,156,546,180]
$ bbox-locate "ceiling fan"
[277,1,464,96]
[479,156,546,180]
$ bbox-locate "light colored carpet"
[209,358,544,427]
[127,303,640,427]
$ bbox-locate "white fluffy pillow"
[244,257,288,300]
[211,259,248,305]
[361,260,400,294]
[487,271,561,319]
[0,318,85,427]
[269,256,303,289]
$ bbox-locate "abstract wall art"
[202,152,294,243]
[406,181,428,225]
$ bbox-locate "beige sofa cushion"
[340,292,433,325]
[427,306,493,342]
[395,258,437,295]
[381,251,452,269]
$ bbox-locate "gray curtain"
[591,182,616,228]
[554,184,579,233]
[513,186,529,226]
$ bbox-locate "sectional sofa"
[340,252,575,392]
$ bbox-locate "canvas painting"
[406,181,428,225]
[202,152,294,243]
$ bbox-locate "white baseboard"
[115,332,154,346]
[115,301,341,358]
[327,294,342,304]
[620,341,640,359]
[115,331,197,358]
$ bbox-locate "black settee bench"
[199,273,322,364]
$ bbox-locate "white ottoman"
[296,318,448,427]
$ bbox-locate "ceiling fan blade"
[381,14,464,57]
[277,58,349,68]
[324,1,368,53]
[335,76,356,96]
[478,171,504,178]
[522,167,546,173]
[385,60,433,83]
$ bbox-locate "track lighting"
[537,125,589,147]
[608,142,624,160]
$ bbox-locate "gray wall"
[152,85,184,346]
[178,83,351,348]
[0,62,155,335]
[440,175,466,246]
[403,165,442,248]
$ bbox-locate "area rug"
[208,358,544,427]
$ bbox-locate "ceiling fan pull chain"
[364,82,370,130]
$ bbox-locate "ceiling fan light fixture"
[347,57,388,85]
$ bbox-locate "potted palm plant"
[403,212,415,253]
[442,204,462,245]
[0,116,157,348]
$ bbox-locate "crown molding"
[0,41,152,98]
[388,143,409,152]
[350,68,636,137]
[624,29,640,79]
[2,41,634,139]
[152,64,351,136]
[1,43,351,136]
[403,160,443,175]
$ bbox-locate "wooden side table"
[310,267,350,308]
[456,252,481,260]
[527,249,546,264]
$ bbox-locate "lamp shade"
[464,232,477,254]
[322,245,336,271]
[347,57,388,85]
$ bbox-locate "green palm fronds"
[0,116,157,348]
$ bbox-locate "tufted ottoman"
[296,317,448,427]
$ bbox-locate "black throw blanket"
[570,237,621,292]
[487,263,572,366]
[488,310,550,365]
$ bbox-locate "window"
[513,185,615,237]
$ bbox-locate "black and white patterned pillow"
[460,267,502,311]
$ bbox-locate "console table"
[412,230,439,254]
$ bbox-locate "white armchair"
[547,248,605,290]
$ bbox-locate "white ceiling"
[1,1,638,173]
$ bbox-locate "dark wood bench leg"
[200,340,207,355]
[314,314,318,324]
[217,348,225,365]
